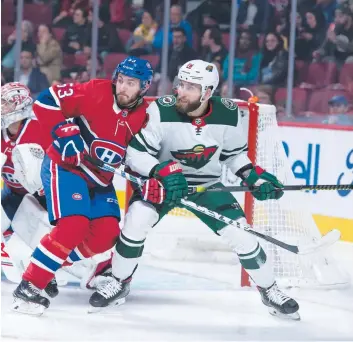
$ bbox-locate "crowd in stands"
[1,0,353,125]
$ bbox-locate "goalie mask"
[1,82,33,130]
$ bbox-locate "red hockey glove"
[141,178,165,204]
[50,121,85,167]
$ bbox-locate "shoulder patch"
[221,98,237,111]
[158,95,176,107]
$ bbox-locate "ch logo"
[90,139,126,167]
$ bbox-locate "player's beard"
[116,92,140,108]
[176,96,202,115]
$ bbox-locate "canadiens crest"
[171,144,218,169]
[158,95,176,107]
[221,98,237,111]
[90,139,126,167]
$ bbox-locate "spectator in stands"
[295,9,327,60]
[2,20,36,70]
[152,27,197,96]
[253,85,275,104]
[237,0,275,33]
[83,7,124,58]
[315,0,338,26]
[222,30,262,86]
[62,8,88,54]
[313,3,353,66]
[153,4,193,50]
[78,56,105,83]
[260,32,288,86]
[53,0,90,27]
[126,10,158,56]
[201,27,228,70]
[36,24,63,85]
[109,0,132,28]
[17,49,49,98]
[323,95,353,124]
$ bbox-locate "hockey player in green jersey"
[89,59,300,320]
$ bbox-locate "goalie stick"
[84,155,341,255]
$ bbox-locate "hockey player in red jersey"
[12,57,154,315]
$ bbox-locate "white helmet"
[177,60,219,101]
[1,82,33,129]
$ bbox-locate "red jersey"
[1,119,50,194]
[33,79,149,187]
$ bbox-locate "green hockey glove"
[241,166,284,201]
[151,160,188,206]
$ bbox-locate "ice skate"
[258,282,300,320]
[12,280,50,316]
[88,276,130,313]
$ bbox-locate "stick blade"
[298,229,341,255]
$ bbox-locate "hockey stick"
[84,155,341,255]
[191,184,353,193]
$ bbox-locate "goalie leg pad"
[1,185,25,224]
[112,200,158,280]
[22,215,90,289]
[11,194,52,249]
[219,218,275,288]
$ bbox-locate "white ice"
[1,214,353,342]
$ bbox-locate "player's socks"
[12,280,50,316]
[22,216,89,289]
[238,242,275,288]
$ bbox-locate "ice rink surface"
[1,232,353,341]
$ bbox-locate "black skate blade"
[87,297,126,314]
[12,297,47,316]
[268,307,301,321]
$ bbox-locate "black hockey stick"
[84,155,341,255]
[190,184,353,194]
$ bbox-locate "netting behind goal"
[127,98,349,289]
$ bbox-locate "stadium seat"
[1,0,14,25]
[339,63,353,88]
[103,53,128,75]
[23,4,52,26]
[305,62,338,88]
[52,28,66,42]
[295,60,309,84]
[63,54,76,69]
[221,33,230,50]
[75,54,88,67]
[275,87,308,113]
[140,54,160,69]
[307,89,352,113]
[117,29,132,46]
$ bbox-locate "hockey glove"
[141,178,166,204]
[151,160,188,206]
[51,121,85,167]
[241,166,284,201]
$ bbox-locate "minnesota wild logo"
[171,144,218,169]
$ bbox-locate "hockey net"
[125,98,349,289]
